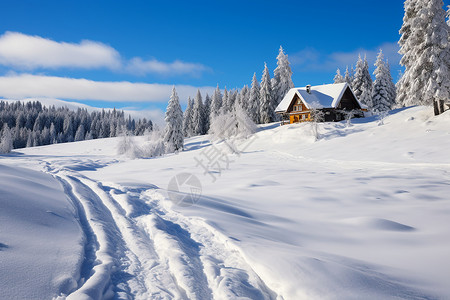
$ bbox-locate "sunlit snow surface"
[1,106,449,299]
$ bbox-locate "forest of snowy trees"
[333,50,396,113]
[0,101,153,153]
[179,46,293,137]
[333,0,450,114]
[160,46,294,154]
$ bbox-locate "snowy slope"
[0,164,84,300]
[1,106,449,299]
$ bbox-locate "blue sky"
[0,0,448,123]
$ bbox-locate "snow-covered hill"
[1,106,449,299]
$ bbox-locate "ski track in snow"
[40,157,277,300]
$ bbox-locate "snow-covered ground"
[1,106,449,299]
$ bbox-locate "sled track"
[50,163,278,300]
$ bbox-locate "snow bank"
[0,164,84,299]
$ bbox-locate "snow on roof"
[275,82,357,112]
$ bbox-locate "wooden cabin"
[275,83,366,125]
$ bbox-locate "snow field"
[0,106,449,299]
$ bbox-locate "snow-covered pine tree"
[74,124,85,141]
[248,73,260,123]
[259,63,274,124]
[397,0,450,107]
[192,89,205,135]
[222,87,229,113]
[385,60,397,108]
[372,50,394,112]
[344,66,353,87]
[204,94,211,132]
[272,46,294,109]
[352,54,373,108]
[41,127,50,145]
[0,123,13,153]
[49,123,56,144]
[239,85,250,113]
[31,131,40,147]
[26,131,32,148]
[63,115,74,142]
[85,131,93,140]
[164,87,184,153]
[235,90,241,111]
[334,68,345,84]
[183,97,194,137]
[229,90,237,111]
[209,85,222,121]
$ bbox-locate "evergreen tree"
[352,54,373,107]
[183,97,194,137]
[209,85,222,121]
[385,60,397,108]
[204,94,211,132]
[259,63,274,124]
[372,50,395,112]
[26,131,32,148]
[397,0,450,107]
[49,123,56,144]
[344,66,353,87]
[0,124,13,153]
[222,87,229,113]
[334,68,345,84]
[85,131,93,140]
[239,85,250,113]
[229,90,237,111]
[248,73,260,123]
[272,46,294,108]
[164,87,184,152]
[41,127,50,145]
[192,89,205,135]
[109,120,116,137]
[31,131,40,147]
[63,115,74,142]
[74,124,85,141]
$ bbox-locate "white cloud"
[0,31,209,76]
[0,73,215,103]
[290,42,402,72]
[126,57,210,76]
[0,31,121,70]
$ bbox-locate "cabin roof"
[275,83,364,112]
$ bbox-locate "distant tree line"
[0,101,153,153]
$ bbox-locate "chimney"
[306,85,311,94]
